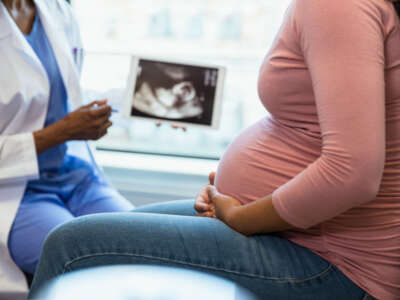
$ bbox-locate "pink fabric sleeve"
[272,0,386,229]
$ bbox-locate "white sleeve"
[0,133,39,184]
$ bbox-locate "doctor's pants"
[7,172,133,275]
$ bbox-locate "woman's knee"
[40,218,84,261]
[41,212,145,259]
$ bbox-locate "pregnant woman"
[29,0,400,299]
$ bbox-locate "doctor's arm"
[33,100,112,154]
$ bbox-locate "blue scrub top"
[25,12,68,172]
[24,12,93,191]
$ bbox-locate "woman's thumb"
[83,99,108,109]
[209,172,216,185]
[207,185,218,203]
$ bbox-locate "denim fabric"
[29,200,375,300]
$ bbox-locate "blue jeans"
[28,200,375,300]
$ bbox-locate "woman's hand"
[194,172,216,218]
[207,186,242,226]
[197,169,294,236]
[33,100,113,155]
[60,100,113,141]
[156,121,187,131]
[208,189,293,236]
[194,176,293,236]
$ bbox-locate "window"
[73,0,291,159]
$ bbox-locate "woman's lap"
[132,199,197,216]
[29,200,366,299]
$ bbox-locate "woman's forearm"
[33,120,70,155]
[228,194,293,236]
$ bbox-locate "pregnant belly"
[215,117,320,204]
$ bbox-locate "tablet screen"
[125,57,225,128]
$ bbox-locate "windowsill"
[94,149,219,206]
[94,149,219,177]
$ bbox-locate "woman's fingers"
[89,104,111,118]
[155,122,187,131]
[196,211,216,218]
[209,172,216,185]
[194,185,216,215]
[102,121,113,131]
[83,99,108,109]
[172,124,187,131]
[194,191,212,212]
[194,201,211,213]
[196,201,216,218]
[207,185,219,203]
[92,99,108,106]
[91,120,113,140]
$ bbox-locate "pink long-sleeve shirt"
[215,0,400,299]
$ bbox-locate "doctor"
[0,0,134,298]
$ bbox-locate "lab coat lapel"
[0,1,47,79]
[0,3,11,40]
[35,0,82,110]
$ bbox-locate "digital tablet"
[124,56,226,129]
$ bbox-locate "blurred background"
[71,0,292,204]
[74,0,291,159]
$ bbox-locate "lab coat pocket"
[0,92,23,132]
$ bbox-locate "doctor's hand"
[195,172,216,218]
[33,100,113,155]
[61,100,113,141]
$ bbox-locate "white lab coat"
[0,0,93,298]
